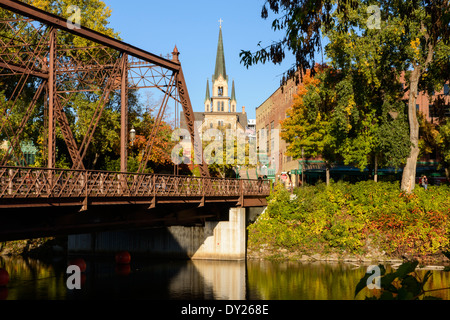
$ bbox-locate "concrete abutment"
[68,206,265,260]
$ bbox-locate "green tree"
[436,120,450,181]
[242,0,450,192]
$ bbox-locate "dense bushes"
[248,181,450,260]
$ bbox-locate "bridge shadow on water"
[0,254,247,300]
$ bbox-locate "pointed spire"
[231,80,236,102]
[213,26,227,82]
[205,79,211,103]
[172,45,179,62]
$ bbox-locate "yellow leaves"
[345,105,352,115]
[316,112,322,122]
[410,37,421,60]
[26,0,51,11]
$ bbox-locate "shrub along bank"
[247,181,450,263]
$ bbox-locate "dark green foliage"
[355,260,449,300]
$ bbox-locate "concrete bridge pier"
[68,207,256,261]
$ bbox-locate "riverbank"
[247,243,450,266]
[0,238,66,261]
[247,180,450,265]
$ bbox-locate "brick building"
[256,70,449,186]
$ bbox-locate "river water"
[1,255,449,300]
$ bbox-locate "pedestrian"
[258,176,263,193]
[422,175,428,190]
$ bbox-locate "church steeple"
[212,26,227,82]
[205,79,211,103]
[230,80,236,113]
[204,79,211,112]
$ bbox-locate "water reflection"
[246,260,450,300]
[1,255,449,300]
[0,256,67,300]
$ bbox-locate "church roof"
[212,27,227,82]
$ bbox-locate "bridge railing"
[0,166,270,199]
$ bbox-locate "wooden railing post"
[8,168,13,195]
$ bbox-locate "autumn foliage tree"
[281,66,338,185]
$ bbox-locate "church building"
[181,23,248,134]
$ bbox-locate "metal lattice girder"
[0,0,180,71]
[0,0,209,176]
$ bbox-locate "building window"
[221,101,224,111]
[444,84,449,96]
[218,87,223,96]
[218,120,224,127]
[416,104,420,111]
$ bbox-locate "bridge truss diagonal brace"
[174,66,210,178]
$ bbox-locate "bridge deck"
[0,166,270,209]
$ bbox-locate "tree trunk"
[401,67,421,193]
[326,163,330,186]
[374,154,378,182]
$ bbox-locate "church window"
[218,86,223,96]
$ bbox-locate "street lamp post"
[130,128,136,146]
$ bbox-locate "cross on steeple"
[219,18,223,28]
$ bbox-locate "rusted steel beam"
[173,50,210,178]
[0,61,48,78]
[54,99,85,170]
[47,27,56,169]
[120,53,128,173]
[0,0,180,72]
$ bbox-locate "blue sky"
[103,0,300,121]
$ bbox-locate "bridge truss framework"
[0,0,208,176]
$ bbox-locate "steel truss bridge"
[0,0,269,241]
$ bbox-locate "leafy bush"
[248,181,450,259]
